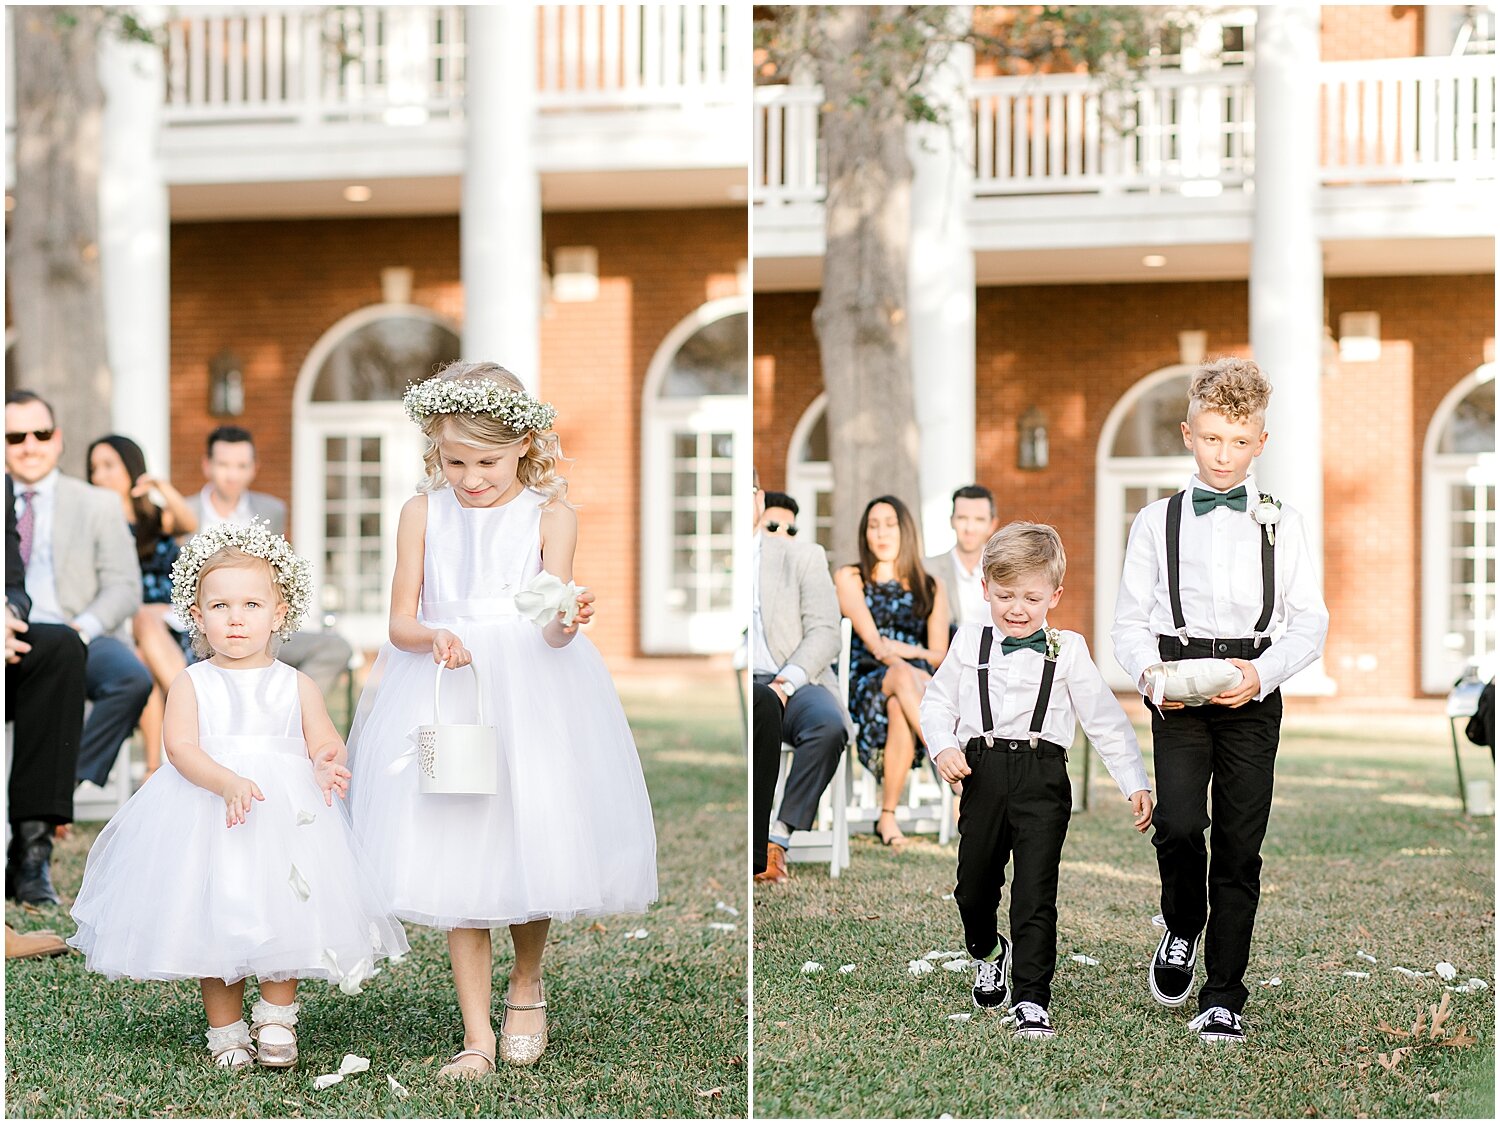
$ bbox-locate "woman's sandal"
[438,1048,496,1079]
[499,980,548,1067]
[873,805,905,847]
[249,999,299,1069]
[205,1020,256,1070]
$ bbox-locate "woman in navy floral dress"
[835,495,949,846]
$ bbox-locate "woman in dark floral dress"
[87,435,198,778]
[835,495,949,846]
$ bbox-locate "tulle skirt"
[346,617,657,930]
[68,743,409,984]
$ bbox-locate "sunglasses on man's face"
[765,521,798,536]
[5,429,56,446]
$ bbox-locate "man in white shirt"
[1111,358,1328,1045]
[926,485,998,634]
[5,391,152,793]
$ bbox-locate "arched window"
[1094,366,1195,688]
[785,393,833,552]
[292,306,461,649]
[640,298,749,654]
[1422,365,1497,691]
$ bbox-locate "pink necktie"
[16,490,36,567]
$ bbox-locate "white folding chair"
[776,617,854,877]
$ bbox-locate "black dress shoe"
[10,821,60,905]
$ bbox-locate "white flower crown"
[402,376,558,432]
[170,521,313,643]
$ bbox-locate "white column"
[1251,5,1334,694]
[99,8,171,472]
[462,4,541,390]
[908,11,977,554]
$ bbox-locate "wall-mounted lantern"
[209,350,244,417]
[1017,406,1048,471]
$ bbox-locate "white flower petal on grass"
[1342,971,1370,979]
[1151,914,1167,929]
[1436,962,1458,981]
[947,1013,971,1022]
[288,864,311,902]
[1260,977,1282,987]
[924,949,963,961]
[908,960,935,976]
[943,959,971,972]
[1070,954,1100,966]
[707,922,736,932]
[839,964,856,974]
[338,958,374,996]
[623,929,650,940]
[338,1054,370,1076]
[801,961,823,974]
[1356,950,1378,964]
[716,901,740,917]
[312,1074,344,1091]
[387,1075,409,1099]
[1467,978,1489,990]
[297,810,317,826]
[1447,984,1472,993]
[941,893,955,901]
[1390,966,1432,978]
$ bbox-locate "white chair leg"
[939,780,954,847]
[829,751,848,878]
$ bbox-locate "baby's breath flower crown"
[169,521,313,642]
[402,375,557,432]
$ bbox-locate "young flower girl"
[69,522,408,1069]
[347,362,657,1074]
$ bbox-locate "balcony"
[753,56,1497,282]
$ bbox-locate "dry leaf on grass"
[696,1087,724,1098]
[1369,993,1477,1073]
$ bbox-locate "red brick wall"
[170,208,744,661]
[1320,5,1423,61]
[753,274,1495,698]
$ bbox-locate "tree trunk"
[810,6,922,568]
[7,6,110,476]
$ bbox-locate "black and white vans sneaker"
[1149,928,1198,1007]
[1010,1001,1055,1039]
[972,937,1012,1010]
[1187,1006,1245,1044]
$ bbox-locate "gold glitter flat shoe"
[250,998,299,1069]
[498,981,548,1067]
[438,1047,495,1079]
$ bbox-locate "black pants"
[752,682,785,875]
[954,737,1072,1007]
[1151,637,1282,1015]
[754,674,847,834]
[6,622,87,825]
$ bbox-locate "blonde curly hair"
[1188,357,1273,425]
[415,362,569,505]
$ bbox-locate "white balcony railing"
[754,56,1497,205]
[159,4,743,128]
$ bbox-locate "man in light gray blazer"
[752,474,849,884]
[924,484,998,635]
[6,391,152,789]
[184,426,352,697]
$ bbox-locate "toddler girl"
[347,362,657,1075]
[69,522,408,1069]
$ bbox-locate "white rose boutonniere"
[1252,494,1283,546]
[1044,626,1063,662]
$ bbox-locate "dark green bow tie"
[1192,485,1248,515]
[1000,629,1048,656]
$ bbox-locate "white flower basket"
[417,664,499,795]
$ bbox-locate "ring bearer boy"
[1111,358,1328,1044]
[921,522,1153,1038]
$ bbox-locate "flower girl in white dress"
[69,523,408,1070]
[347,362,657,1075]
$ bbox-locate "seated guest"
[757,491,800,539]
[185,425,353,697]
[6,391,151,795]
[86,435,198,778]
[835,494,949,846]
[925,484,999,633]
[6,473,88,906]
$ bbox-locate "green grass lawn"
[753,714,1495,1119]
[5,680,748,1119]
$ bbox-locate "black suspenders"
[976,625,1056,750]
[1165,490,1275,647]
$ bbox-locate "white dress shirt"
[920,623,1151,799]
[13,470,65,626]
[1110,473,1329,701]
[950,549,990,627]
[750,532,809,689]
[195,484,252,531]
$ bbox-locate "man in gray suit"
[184,426,353,697]
[925,484,998,635]
[5,391,152,793]
[752,472,848,884]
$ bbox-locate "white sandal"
[205,1020,256,1069]
[250,999,300,1069]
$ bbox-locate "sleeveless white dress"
[68,660,409,983]
[346,486,658,930]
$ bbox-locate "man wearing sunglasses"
[5,390,152,806]
[757,491,800,539]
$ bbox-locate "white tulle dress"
[68,660,409,983]
[346,485,658,930]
